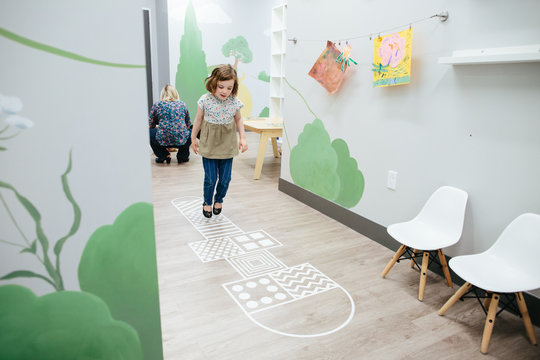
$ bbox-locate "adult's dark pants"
[149,128,191,162]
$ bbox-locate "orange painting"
[308,41,345,94]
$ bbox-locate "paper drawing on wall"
[336,43,358,72]
[372,28,413,87]
[309,41,346,94]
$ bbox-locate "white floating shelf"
[438,44,540,65]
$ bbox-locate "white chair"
[438,213,540,354]
[381,186,468,301]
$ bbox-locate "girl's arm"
[191,106,204,154]
[234,110,248,153]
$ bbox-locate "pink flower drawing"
[378,33,406,68]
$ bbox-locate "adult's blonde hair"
[160,84,180,101]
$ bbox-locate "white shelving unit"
[269,4,286,121]
[438,44,540,65]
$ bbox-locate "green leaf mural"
[222,35,253,69]
[290,119,364,208]
[78,202,163,360]
[175,0,209,115]
[0,284,143,360]
[0,151,80,291]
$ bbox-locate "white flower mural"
[0,94,34,149]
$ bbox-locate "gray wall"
[281,0,540,296]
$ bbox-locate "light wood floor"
[151,132,540,359]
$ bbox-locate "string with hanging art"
[336,43,358,72]
[372,28,413,87]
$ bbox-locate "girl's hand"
[239,138,248,153]
[191,138,199,154]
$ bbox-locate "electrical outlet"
[387,170,397,190]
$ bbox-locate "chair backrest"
[487,213,540,275]
[414,186,469,242]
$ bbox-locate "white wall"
[282,0,540,296]
[1,0,157,295]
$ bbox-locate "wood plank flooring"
[151,132,540,359]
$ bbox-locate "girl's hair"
[160,85,180,101]
[205,64,239,96]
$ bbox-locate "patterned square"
[223,274,294,314]
[189,238,245,263]
[271,263,338,298]
[228,230,282,252]
[226,250,287,278]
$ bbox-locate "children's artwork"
[336,43,358,72]
[372,28,413,87]
[308,41,345,94]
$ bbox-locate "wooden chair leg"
[437,249,453,287]
[484,291,491,309]
[481,293,500,354]
[516,292,537,345]
[418,251,430,301]
[410,249,418,268]
[438,282,472,315]
[381,245,407,278]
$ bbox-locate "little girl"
[191,64,248,218]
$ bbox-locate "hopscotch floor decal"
[172,196,355,337]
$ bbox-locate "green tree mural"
[290,119,364,208]
[222,36,253,69]
[175,0,208,115]
[78,202,163,360]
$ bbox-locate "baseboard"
[278,177,540,326]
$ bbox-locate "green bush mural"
[78,202,162,360]
[258,70,270,83]
[259,106,270,117]
[332,139,365,208]
[289,112,364,208]
[175,0,209,115]
[0,284,143,360]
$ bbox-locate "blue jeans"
[202,157,233,205]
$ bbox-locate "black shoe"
[213,202,222,215]
[202,203,212,218]
[177,158,189,163]
[155,157,171,164]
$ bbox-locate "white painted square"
[235,235,250,242]
[243,242,259,250]
[258,239,274,247]
[250,232,265,240]
[227,250,287,278]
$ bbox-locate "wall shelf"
[439,44,540,65]
[269,4,286,121]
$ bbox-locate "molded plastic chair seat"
[381,186,468,301]
[388,221,458,251]
[438,213,540,354]
[450,254,540,294]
